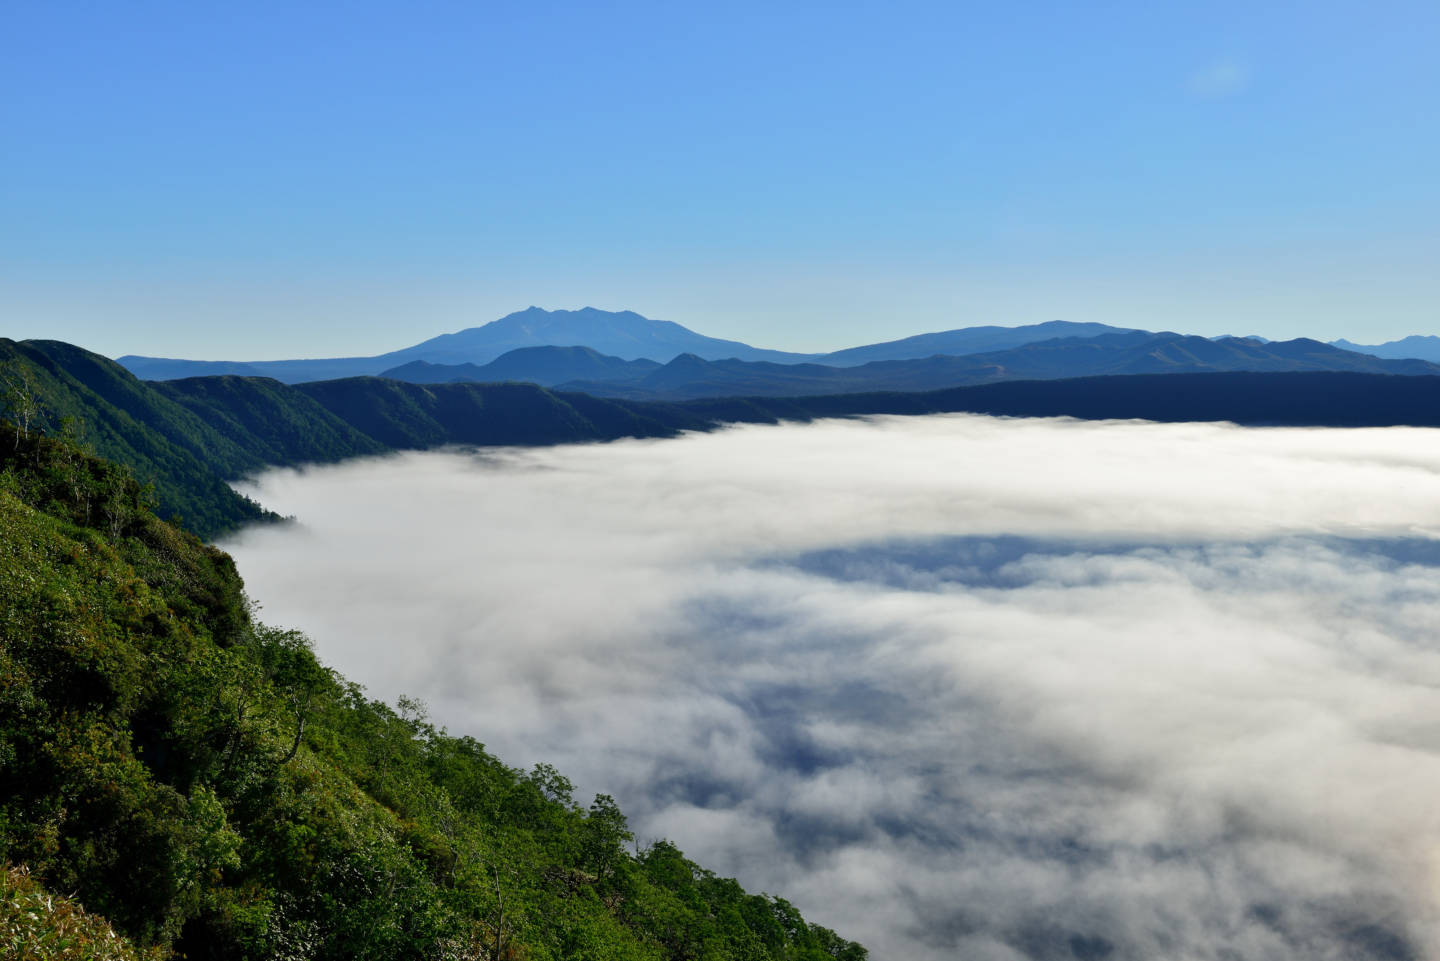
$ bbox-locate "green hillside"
[1,341,715,539]
[0,340,277,537]
[0,422,865,960]
[150,376,390,466]
[290,378,708,449]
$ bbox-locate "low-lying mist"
[224,414,1440,960]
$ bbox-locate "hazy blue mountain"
[116,306,1440,390]
[968,332,1440,377]
[119,307,815,382]
[557,333,1440,401]
[119,310,1142,385]
[1332,335,1440,362]
[117,356,393,383]
[560,352,1000,399]
[379,345,661,386]
[816,320,1137,366]
[392,306,813,365]
[376,360,489,383]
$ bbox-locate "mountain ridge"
[116,308,1144,383]
[375,333,1440,402]
[105,308,1440,384]
[118,307,819,382]
[1331,335,1440,362]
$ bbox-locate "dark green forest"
[0,420,866,959]
[0,340,714,539]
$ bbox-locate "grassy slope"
[0,425,865,960]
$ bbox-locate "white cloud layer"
[224,415,1440,959]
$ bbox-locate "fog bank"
[224,415,1440,960]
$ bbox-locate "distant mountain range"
[1331,335,1440,363]
[118,308,1141,383]
[116,307,1440,394]
[117,307,814,382]
[816,320,1137,365]
[380,346,662,386]
[376,331,1440,401]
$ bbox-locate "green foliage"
[0,342,277,538]
[149,376,388,467]
[0,426,865,959]
[1,864,162,961]
[290,378,704,450]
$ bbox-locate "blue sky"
[3,0,1437,359]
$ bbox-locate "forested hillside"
[0,339,277,536]
[0,341,709,538]
[0,421,866,960]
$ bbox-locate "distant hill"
[680,370,1440,430]
[548,333,1440,401]
[558,352,1000,399]
[117,354,385,384]
[818,320,1136,366]
[392,306,811,365]
[289,377,707,450]
[150,374,389,465]
[961,331,1440,378]
[379,345,661,386]
[1332,335,1440,363]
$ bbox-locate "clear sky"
[3,0,1437,360]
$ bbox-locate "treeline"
[9,337,1440,541]
[0,422,866,959]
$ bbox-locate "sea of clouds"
[223,414,1440,960]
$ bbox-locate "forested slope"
[0,422,866,960]
[290,377,707,449]
[0,339,276,536]
[150,376,389,466]
[1,341,715,537]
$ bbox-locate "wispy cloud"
[1188,59,1252,99]
[225,416,1440,959]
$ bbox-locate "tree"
[1,361,44,447]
